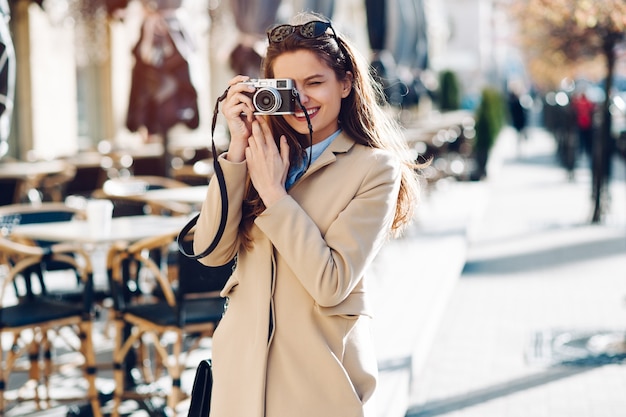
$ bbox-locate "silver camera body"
[241,79,297,115]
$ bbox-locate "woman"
[194,12,421,417]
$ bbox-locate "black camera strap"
[292,88,314,169]
[177,85,312,260]
[177,87,230,260]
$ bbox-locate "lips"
[294,107,319,119]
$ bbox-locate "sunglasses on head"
[267,20,338,44]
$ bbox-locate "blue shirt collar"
[285,129,341,189]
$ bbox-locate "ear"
[341,71,353,98]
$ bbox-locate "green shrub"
[472,87,505,179]
[438,70,460,111]
[475,87,505,151]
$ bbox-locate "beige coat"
[194,132,401,417]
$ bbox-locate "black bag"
[187,359,213,417]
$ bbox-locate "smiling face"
[272,49,352,144]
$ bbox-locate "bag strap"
[177,88,229,260]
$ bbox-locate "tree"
[508,0,626,223]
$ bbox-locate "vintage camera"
[241,78,297,115]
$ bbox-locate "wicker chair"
[0,203,86,300]
[0,214,101,416]
[106,230,234,416]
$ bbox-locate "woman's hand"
[245,117,290,208]
[221,75,257,162]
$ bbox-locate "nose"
[295,87,309,105]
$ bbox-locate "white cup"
[86,199,113,236]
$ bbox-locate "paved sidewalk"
[405,127,626,417]
[369,147,487,417]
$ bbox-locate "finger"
[233,89,256,122]
[248,124,263,152]
[243,106,255,123]
[250,121,265,146]
[230,91,254,108]
[228,75,250,86]
[279,135,290,167]
[226,80,253,102]
[247,134,258,152]
[232,83,256,96]
[226,97,255,123]
[226,103,251,119]
[257,117,275,147]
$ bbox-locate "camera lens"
[253,88,282,114]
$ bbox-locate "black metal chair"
[106,230,234,417]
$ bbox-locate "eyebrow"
[303,74,325,82]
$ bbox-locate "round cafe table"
[0,159,71,204]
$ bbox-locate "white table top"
[12,215,192,245]
[0,160,69,179]
[141,185,208,205]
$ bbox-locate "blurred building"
[433,0,521,108]
[6,0,213,160]
[3,0,512,161]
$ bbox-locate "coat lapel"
[297,132,355,184]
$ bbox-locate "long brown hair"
[239,12,422,243]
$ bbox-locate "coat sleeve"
[255,150,401,307]
[193,154,247,266]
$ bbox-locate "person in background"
[193,11,422,417]
[126,0,199,144]
[507,84,528,153]
[571,90,595,167]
